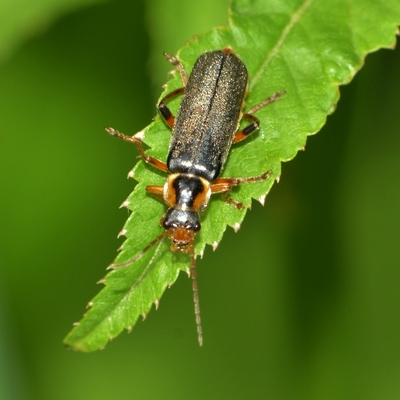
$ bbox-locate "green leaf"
[64,0,400,351]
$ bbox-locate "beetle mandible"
[105,48,285,345]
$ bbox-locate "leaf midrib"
[72,241,165,348]
[249,0,314,89]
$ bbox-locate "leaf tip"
[127,170,134,179]
[120,199,130,209]
[97,277,106,284]
[154,299,160,310]
[233,222,241,233]
[212,241,219,251]
[72,321,80,326]
[258,194,266,206]
[134,130,145,141]
[168,69,177,77]
[117,228,127,238]
[275,175,281,184]
[86,301,93,309]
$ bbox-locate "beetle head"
[162,208,200,253]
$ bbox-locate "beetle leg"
[146,185,164,195]
[221,191,245,210]
[105,127,168,172]
[146,185,165,202]
[232,113,260,144]
[211,170,272,209]
[158,87,185,129]
[163,52,188,85]
[233,90,286,144]
[246,89,285,115]
[210,182,245,209]
[212,170,272,187]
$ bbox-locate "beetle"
[105,48,284,345]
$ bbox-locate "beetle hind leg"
[233,90,286,144]
[163,52,188,85]
[246,89,286,115]
[232,113,260,144]
[157,87,185,129]
[158,53,188,129]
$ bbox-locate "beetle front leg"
[146,185,165,203]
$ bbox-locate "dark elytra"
[167,50,248,182]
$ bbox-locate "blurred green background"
[1,1,400,399]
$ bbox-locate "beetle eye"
[192,222,200,232]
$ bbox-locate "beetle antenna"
[189,244,203,346]
[108,231,168,269]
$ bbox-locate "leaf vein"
[250,0,314,89]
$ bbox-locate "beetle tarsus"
[163,52,188,85]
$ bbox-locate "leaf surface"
[64,0,400,351]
